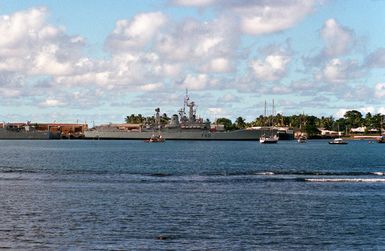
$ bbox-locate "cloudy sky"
[0,0,384,124]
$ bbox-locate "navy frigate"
[84,92,294,141]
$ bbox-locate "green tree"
[289,115,301,128]
[125,114,146,124]
[303,115,320,136]
[364,112,373,128]
[319,116,334,130]
[125,114,136,123]
[235,116,246,129]
[334,118,347,133]
[344,110,363,130]
[371,113,384,133]
[160,113,170,125]
[216,118,233,130]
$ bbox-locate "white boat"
[144,134,165,143]
[329,128,347,144]
[329,138,348,144]
[259,134,279,144]
[259,100,279,144]
[297,135,307,143]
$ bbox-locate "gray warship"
[84,92,294,141]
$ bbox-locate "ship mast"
[184,89,196,124]
[155,107,161,129]
[264,100,267,118]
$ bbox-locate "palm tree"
[235,117,246,129]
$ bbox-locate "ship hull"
[84,128,294,141]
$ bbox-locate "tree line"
[218,110,384,136]
[126,110,384,136]
[125,113,170,125]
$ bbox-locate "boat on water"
[259,100,279,144]
[144,134,165,143]
[377,136,385,143]
[329,138,348,144]
[84,92,294,141]
[259,134,279,144]
[329,127,347,144]
[297,135,307,143]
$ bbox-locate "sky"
[0,0,384,125]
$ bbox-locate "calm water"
[1,140,385,250]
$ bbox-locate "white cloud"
[161,63,181,77]
[196,37,223,55]
[340,84,373,102]
[378,107,385,114]
[375,83,385,98]
[321,19,355,57]
[0,7,86,77]
[180,74,209,90]
[318,58,362,84]
[251,54,291,81]
[360,106,375,115]
[207,107,230,119]
[139,82,164,92]
[105,12,167,51]
[0,7,46,51]
[101,13,240,90]
[171,0,318,36]
[31,45,73,75]
[172,0,217,7]
[203,57,232,73]
[271,85,291,94]
[335,107,385,119]
[156,17,239,62]
[39,98,66,107]
[227,0,317,35]
[335,108,349,118]
[220,93,239,102]
[366,48,385,68]
[0,88,22,97]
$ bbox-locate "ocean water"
[1,139,385,250]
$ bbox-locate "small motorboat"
[259,134,279,144]
[329,138,348,144]
[144,135,165,143]
[377,136,385,143]
[297,135,307,143]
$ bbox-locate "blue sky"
[0,0,384,124]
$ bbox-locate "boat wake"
[1,166,385,184]
[305,178,385,183]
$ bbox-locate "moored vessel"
[84,93,294,141]
[259,134,279,144]
[144,134,165,143]
[259,100,279,144]
[297,134,307,143]
[329,138,348,144]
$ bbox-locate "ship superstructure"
[166,90,210,131]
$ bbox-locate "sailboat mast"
[264,100,267,117]
[271,99,275,126]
